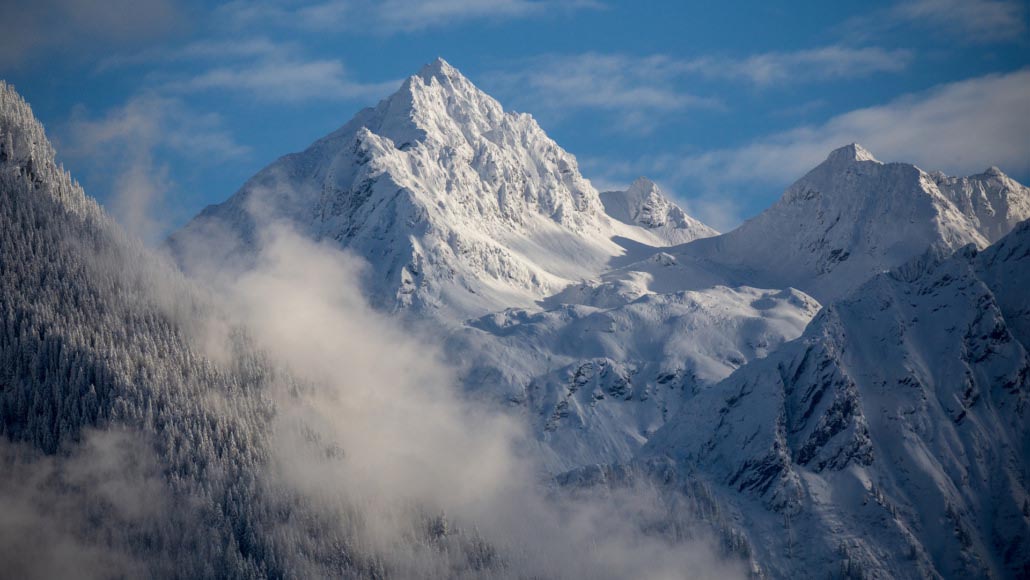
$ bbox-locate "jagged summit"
[170,60,711,319]
[710,143,1030,300]
[627,177,661,197]
[415,57,461,82]
[600,145,1030,306]
[933,162,1030,243]
[600,177,717,245]
[824,142,879,165]
[673,147,1009,301]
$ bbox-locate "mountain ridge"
[635,220,1030,578]
[595,143,1030,306]
[169,58,715,319]
[600,177,718,245]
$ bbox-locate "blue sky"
[1,0,1028,236]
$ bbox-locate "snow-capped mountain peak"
[932,163,1030,243]
[649,143,1029,302]
[413,56,470,87]
[170,59,715,319]
[824,142,879,165]
[381,57,515,151]
[600,177,717,245]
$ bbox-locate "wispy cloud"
[843,0,1027,45]
[166,57,400,103]
[98,37,286,70]
[64,95,248,161]
[672,69,1030,187]
[682,45,912,86]
[217,0,603,34]
[893,0,1027,42]
[61,94,248,241]
[492,53,717,112]
[169,215,747,580]
[352,0,604,32]
[102,36,401,104]
[0,0,184,68]
[486,53,721,133]
[487,47,911,132]
[581,69,1030,229]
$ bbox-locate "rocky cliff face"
[641,221,1030,578]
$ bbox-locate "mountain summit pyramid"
[170,58,713,319]
[600,177,718,245]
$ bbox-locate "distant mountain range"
[3,58,1029,578]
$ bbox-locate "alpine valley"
[3,59,1029,579]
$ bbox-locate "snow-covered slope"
[448,285,819,472]
[603,144,1029,305]
[703,143,987,302]
[170,59,712,319]
[640,221,1030,578]
[600,177,718,245]
[933,166,1030,244]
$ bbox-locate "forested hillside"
[0,80,504,579]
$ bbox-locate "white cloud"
[372,0,603,32]
[62,94,248,241]
[682,196,744,234]
[841,0,1027,45]
[0,431,179,579]
[487,47,911,132]
[672,69,1030,188]
[486,53,723,133]
[64,95,248,161]
[217,0,603,33]
[175,215,747,579]
[494,53,716,112]
[893,0,1027,41]
[683,46,912,86]
[102,36,400,104]
[0,0,184,68]
[168,57,400,103]
[97,37,286,70]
